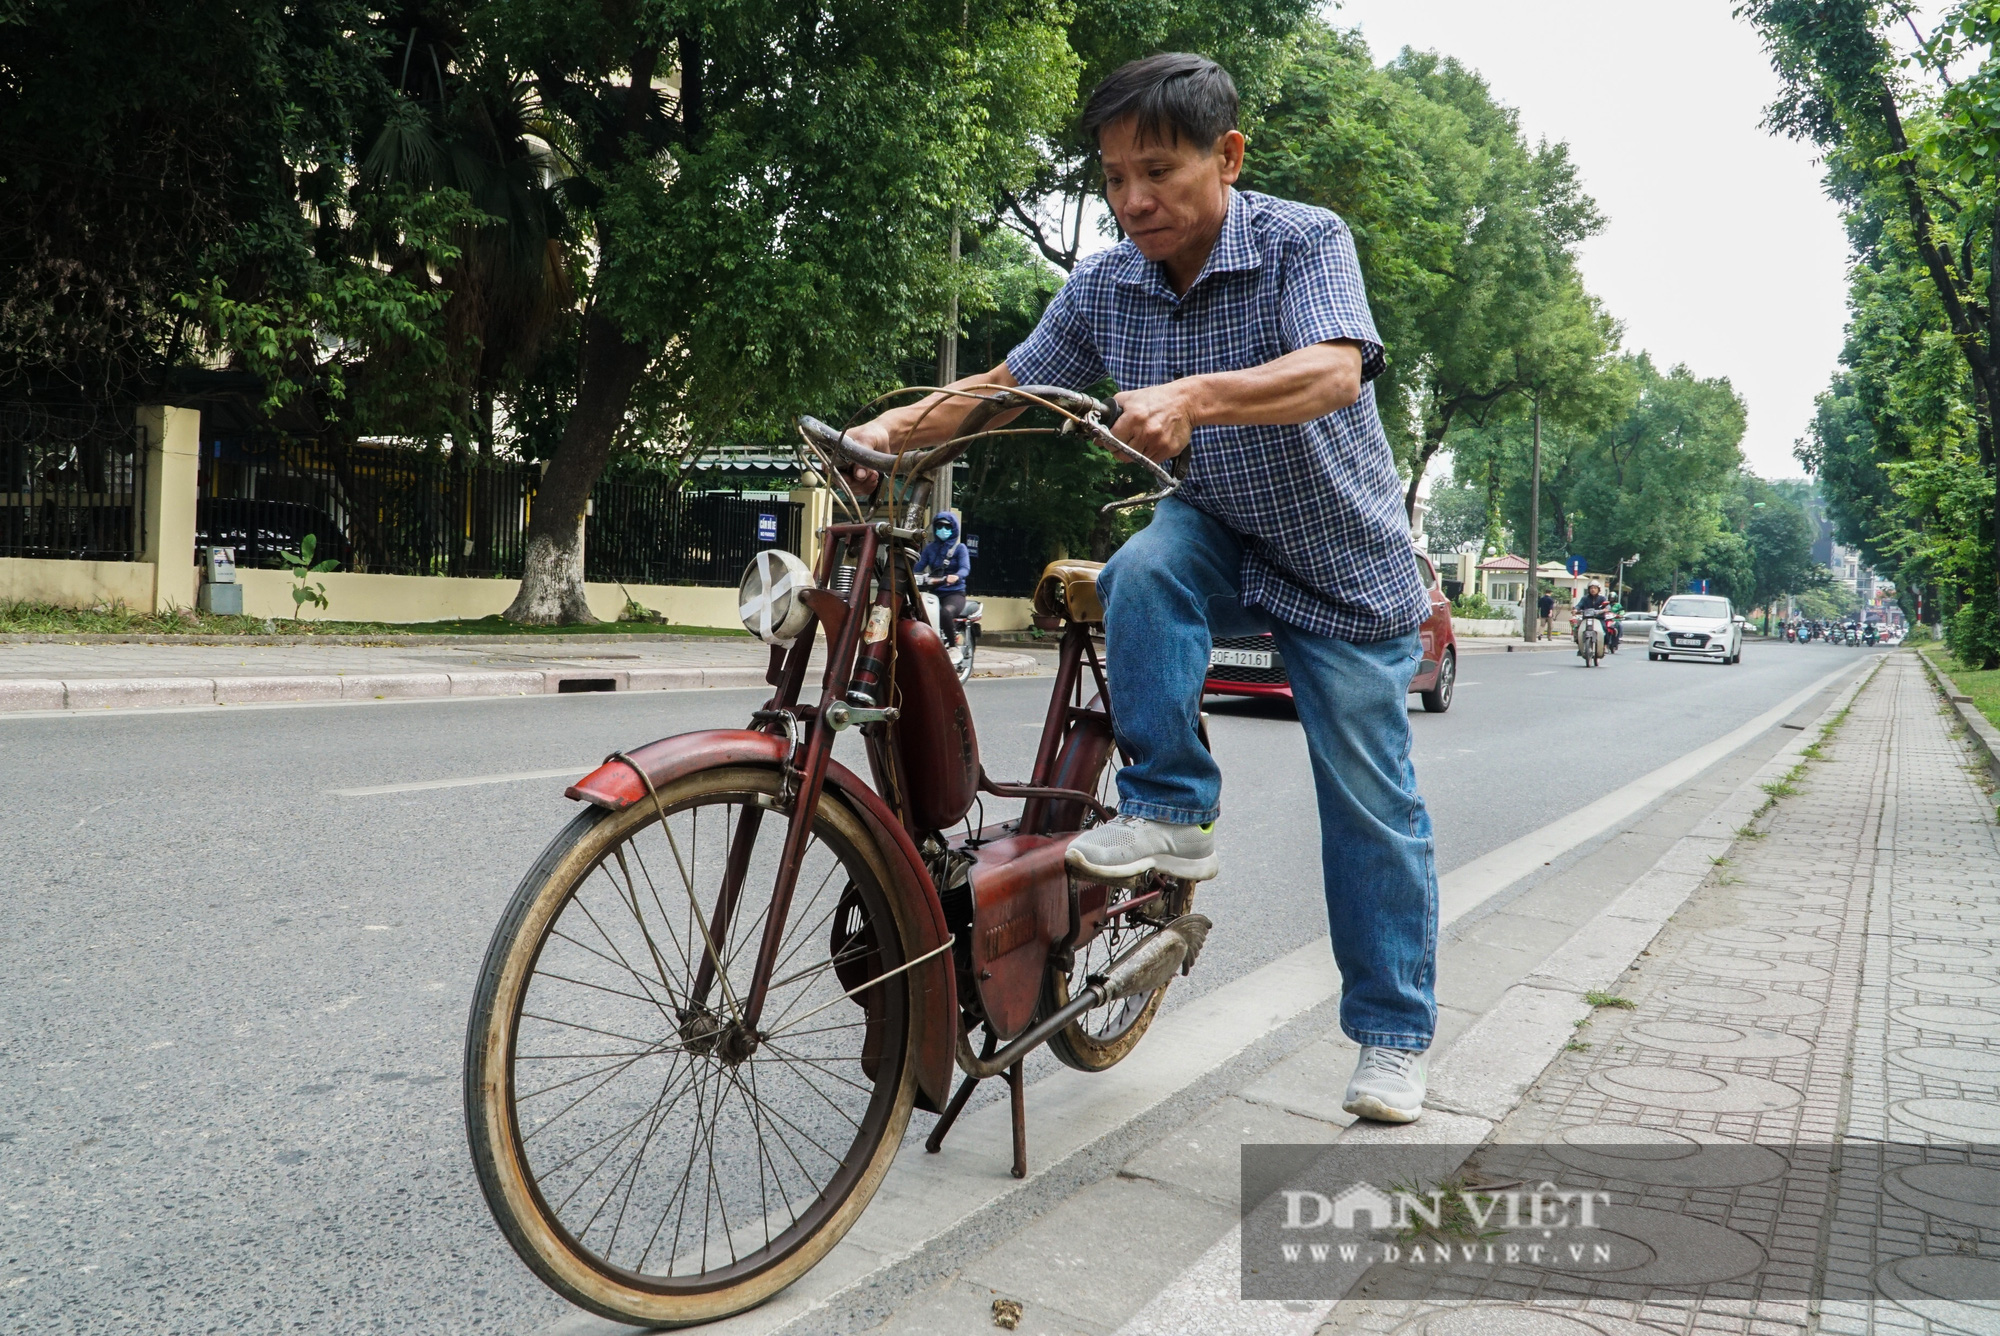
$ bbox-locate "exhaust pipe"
[956,914,1212,1079]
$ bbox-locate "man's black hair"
[1081,52,1239,149]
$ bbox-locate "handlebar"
[797,384,1178,516]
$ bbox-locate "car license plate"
[1671,634,1701,646]
[1210,648,1272,669]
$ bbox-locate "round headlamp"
[738,549,817,646]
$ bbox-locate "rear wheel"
[1420,647,1455,713]
[465,766,917,1327]
[1036,712,1192,1073]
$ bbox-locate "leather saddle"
[1032,560,1104,626]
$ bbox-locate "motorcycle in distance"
[915,572,980,683]
[1576,608,1608,667]
[1864,622,1879,647]
[1784,622,1798,643]
[461,385,1212,1329]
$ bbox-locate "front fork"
[682,525,886,1042]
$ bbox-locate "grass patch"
[1585,992,1637,1009]
[1389,1176,1509,1246]
[1564,1039,1592,1052]
[0,601,749,639]
[1922,641,2000,735]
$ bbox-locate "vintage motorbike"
[1576,608,1607,666]
[916,573,981,682]
[462,386,1210,1327]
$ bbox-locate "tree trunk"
[503,307,651,624]
[1404,415,1450,524]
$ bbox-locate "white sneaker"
[1342,1046,1427,1123]
[1064,814,1219,882]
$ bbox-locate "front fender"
[568,730,957,1111]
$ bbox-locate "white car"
[1649,594,1745,664]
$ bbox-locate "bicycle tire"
[464,766,918,1327]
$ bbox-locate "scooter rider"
[839,53,1439,1124]
[916,509,971,649]
[1574,583,1610,654]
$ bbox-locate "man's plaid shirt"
[1006,189,1431,643]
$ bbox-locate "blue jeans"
[1096,497,1438,1051]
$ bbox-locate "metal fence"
[196,435,799,586]
[0,402,147,561]
[586,480,801,587]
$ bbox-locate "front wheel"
[465,766,918,1327]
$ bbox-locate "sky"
[1318,0,1854,483]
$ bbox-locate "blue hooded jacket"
[916,510,969,590]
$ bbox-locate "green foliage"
[279,534,339,620]
[1449,591,1504,619]
[1241,26,1612,500]
[1744,0,2000,662]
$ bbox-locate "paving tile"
[1122,1095,1347,1206]
[957,1176,1237,1331]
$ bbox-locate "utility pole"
[1523,396,1542,644]
[934,220,960,515]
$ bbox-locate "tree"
[1742,0,2000,659]
[479,0,1078,622]
[0,0,397,403]
[1421,482,1486,553]
[1241,33,1610,516]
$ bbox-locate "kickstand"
[925,1028,995,1155]
[1004,1060,1027,1179]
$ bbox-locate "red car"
[1203,552,1459,713]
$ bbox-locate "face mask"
[934,528,951,540]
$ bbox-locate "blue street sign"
[1567,556,1586,575]
[1689,578,1711,594]
[756,513,778,543]
[965,534,980,557]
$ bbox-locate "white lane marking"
[327,765,595,797]
[1527,670,1555,676]
[1436,659,1863,925]
[0,679,776,723]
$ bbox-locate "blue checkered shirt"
[1005,189,1430,642]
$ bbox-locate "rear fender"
[568,730,957,1111]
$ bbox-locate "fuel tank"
[892,615,980,832]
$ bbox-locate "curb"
[0,651,1040,714]
[1915,647,2000,784]
[0,630,752,647]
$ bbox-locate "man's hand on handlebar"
[1109,382,1196,463]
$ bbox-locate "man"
[845,53,1436,1122]
[1537,589,1556,640]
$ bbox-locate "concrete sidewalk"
[1303,647,1997,1336]
[0,636,1041,711]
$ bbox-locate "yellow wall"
[235,569,746,627]
[0,556,157,610]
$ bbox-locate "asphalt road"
[0,637,1885,1332]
